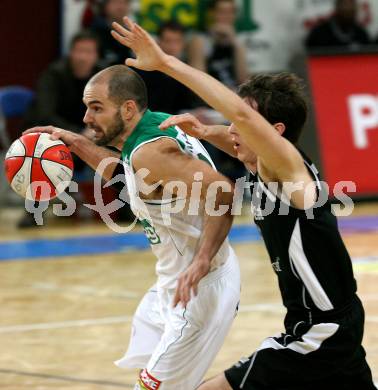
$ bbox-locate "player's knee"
[197,373,232,390]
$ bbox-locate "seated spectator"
[135,21,202,114]
[305,0,370,49]
[188,0,249,90]
[25,30,101,133]
[20,31,102,228]
[89,0,132,65]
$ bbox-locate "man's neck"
[111,110,144,150]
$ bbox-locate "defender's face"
[228,123,256,165]
[83,82,125,146]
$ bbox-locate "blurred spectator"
[188,0,249,90]
[25,30,101,132]
[305,0,371,49]
[21,31,102,228]
[135,21,202,114]
[89,0,132,65]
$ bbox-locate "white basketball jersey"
[121,110,231,289]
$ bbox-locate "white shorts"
[115,253,240,390]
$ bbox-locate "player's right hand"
[111,17,169,72]
[173,257,211,308]
[159,113,207,140]
[23,126,81,147]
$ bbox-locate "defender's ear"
[273,122,286,136]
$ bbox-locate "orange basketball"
[4,132,74,201]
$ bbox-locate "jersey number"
[140,219,161,245]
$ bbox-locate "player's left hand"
[173,257,211,308]
[111,17,168,72]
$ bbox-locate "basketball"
[4,132,74,201]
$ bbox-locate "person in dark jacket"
[25,30,101,132]
[305,0,371,49]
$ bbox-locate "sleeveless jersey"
[121,110,231,289]
[249,152,357,322]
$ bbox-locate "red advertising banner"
[308,54,378,196]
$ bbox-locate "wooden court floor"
[0,204,377,389]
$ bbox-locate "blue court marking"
[1,214,377,262]
[0,225,261,262]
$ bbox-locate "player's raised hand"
[173,257,211,308]
[159,113,207,140]
[111,17,168,72]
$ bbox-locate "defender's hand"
[159,113,207,140]
[173,258,211,308]
[111,17,169,72]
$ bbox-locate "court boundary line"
[0,368,133,388]
[1,307,378,334]
[0,315,132,333]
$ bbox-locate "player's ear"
[273,122,286,136]
[121,100,138,121]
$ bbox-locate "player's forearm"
[195,212,233,266]
[70,137,120,181]
[194,191,234,264]
[203,125,237,157]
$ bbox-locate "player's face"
[83,83,125,146]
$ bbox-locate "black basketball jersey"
[249,153,357,324]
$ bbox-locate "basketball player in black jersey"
[112,18,376,389]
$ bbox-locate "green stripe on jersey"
[121,110,183,163]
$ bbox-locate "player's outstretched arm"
[111,17,306,183]
[23,126,120,182]
[159,113,237,157]
[132,138,235,307]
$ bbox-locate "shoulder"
[132,137,183,171]
[123,111,184,162]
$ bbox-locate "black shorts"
[225,297,376,390]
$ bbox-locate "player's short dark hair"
[101,65,148,111]
[238,73,308,144]
[157,21,186,38]
[69,30,99,50]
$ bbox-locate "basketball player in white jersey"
[24,64,240,389]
